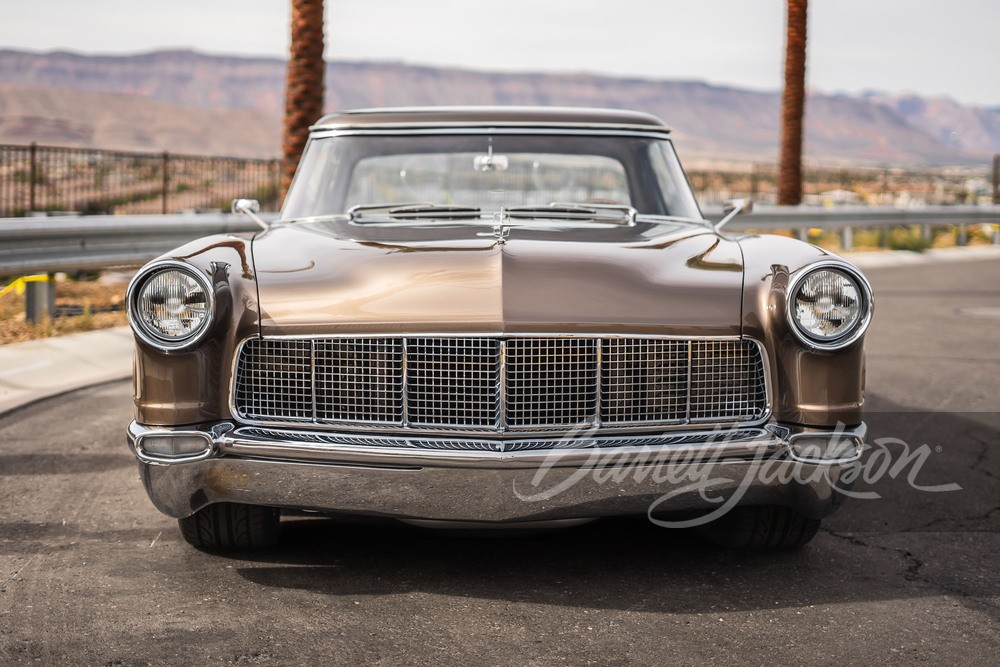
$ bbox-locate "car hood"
[250,223,745,336]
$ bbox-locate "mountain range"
[0,49,997,166]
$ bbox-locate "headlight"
[787,262,872,350]
[127,261,214,350]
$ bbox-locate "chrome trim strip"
[310,339,317,421]
[126,421,867,471]
[401,336,410,428]
[129,420,868,470]
[221,429,779,469]
[497,339,508,433]
[685,340,693,422]
[309,127,672,138]
[251,332,749,340]
[784,259,875,352]
[228,334,773,435]
[594,339,603,429]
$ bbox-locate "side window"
[646,142,701,219]
[281,141,340,219]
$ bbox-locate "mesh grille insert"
[234,338,313,422]
[602,338,689,423]
[407,337,499,428]
[690,340,767,421]
[505,338,598,428]
[315,338,403,423]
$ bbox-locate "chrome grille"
[690,340,767,421]
[407,337,499,427]
[315,338,402,423]
[233,336,768,431]
[505,338,598,428]
[234,339,313,421]
[602,338,688,424]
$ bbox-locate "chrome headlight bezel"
[785,260,873,351]
[126,259,216,351]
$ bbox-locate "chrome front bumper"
[126,421,866,522]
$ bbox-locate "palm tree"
[778,0,807,205]
[281,0,326,201]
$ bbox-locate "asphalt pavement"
[0,249,997,665]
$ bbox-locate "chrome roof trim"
[308,127,673,139]
[311,106,671,134]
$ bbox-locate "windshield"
[281,133,702,221]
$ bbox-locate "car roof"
[312,106,671,134]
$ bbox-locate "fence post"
[993,155,999,205]
[957,224,968,247]
[161,151,170,214]
[25,274,56,324]
[841,226,853,251]
[29,142,37,213]
[273,159,282,209]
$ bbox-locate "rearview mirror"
[474,154,509,172]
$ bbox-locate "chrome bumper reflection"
[126,420,865,522]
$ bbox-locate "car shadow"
[228,394,997,614]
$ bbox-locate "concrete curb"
[0,326,133,417]
[0,245,996,418]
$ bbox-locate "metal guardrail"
[714,204,1000,249]
[1,206,998,323]
[2,206,999,277]
[715,204,1000,229]
[0,213,267,275]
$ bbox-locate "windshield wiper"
[505,203,637,226]
[349,203,482,222]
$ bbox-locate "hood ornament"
[492,208,511,245]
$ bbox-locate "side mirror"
[715,198,753,232]
[722,198,753,217]
[231,198,269,231]
[232,198,261,215]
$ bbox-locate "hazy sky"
[1,0,997,106]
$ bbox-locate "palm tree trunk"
[281,0,326,201]
[778,0,807,206]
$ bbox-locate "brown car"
[125,107,872,550]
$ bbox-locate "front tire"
[695,505,820,550]
[178,503,281,550]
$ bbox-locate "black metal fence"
[0,143,281,217]
[688,162,996,207]
[0,143,996,218]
